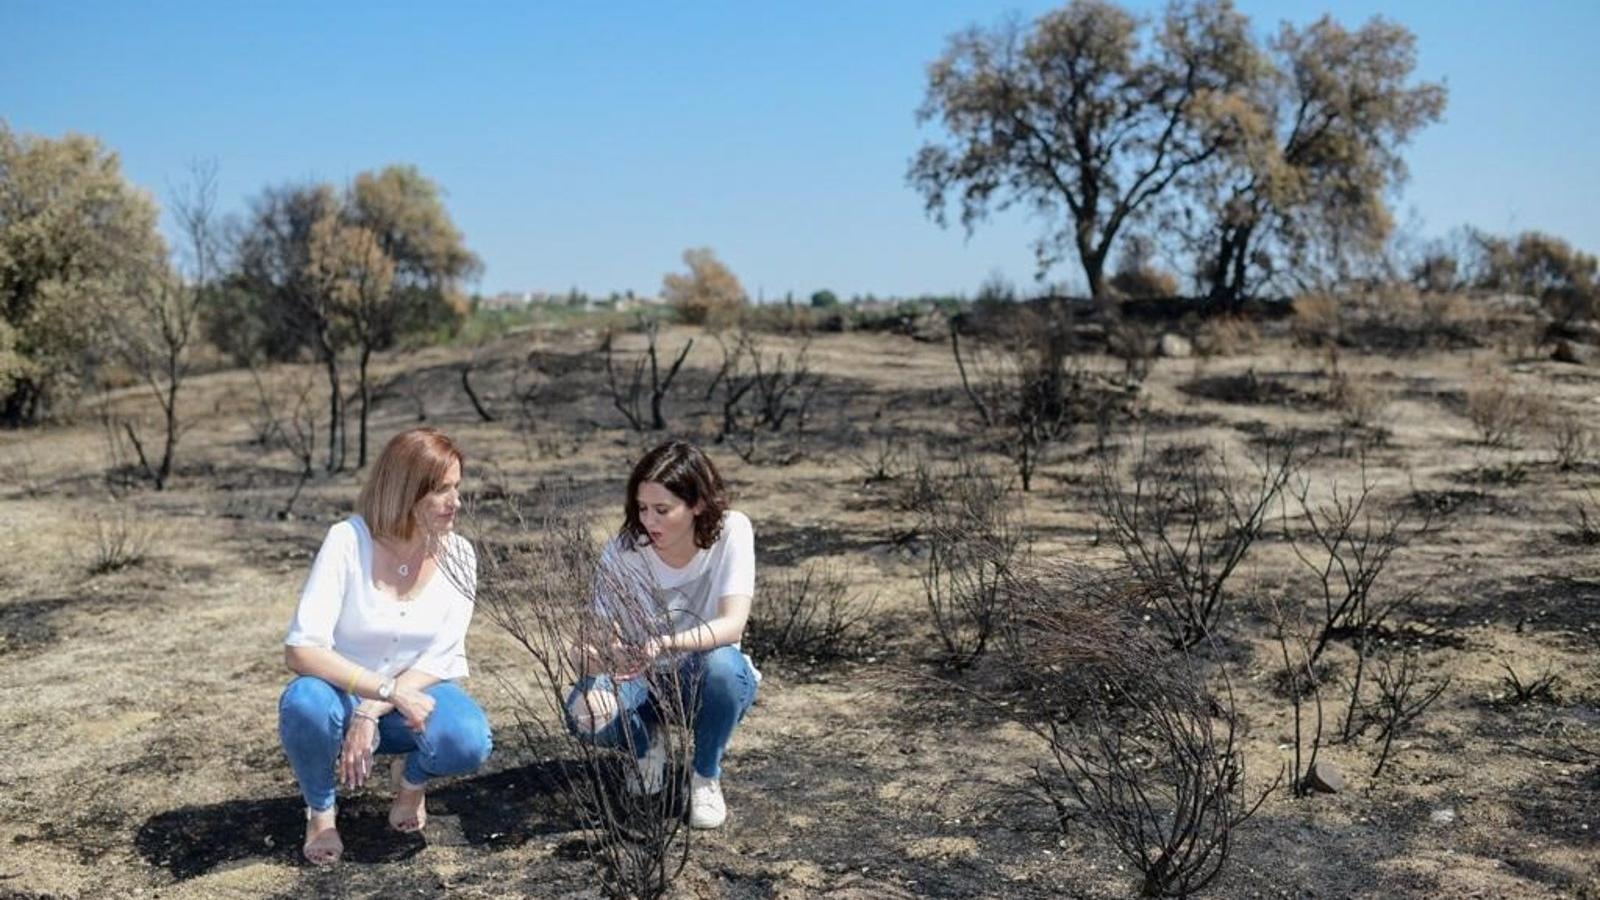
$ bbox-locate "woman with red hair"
[278,427,492,865]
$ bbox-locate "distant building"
[477,289,666,312]
[479,291,538,310]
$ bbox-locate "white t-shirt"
[595,510,756,648]
[284,516,477,681]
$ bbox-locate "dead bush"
[0,446,45,497]
[980,560,1274,898]
[84,504,162,575]
[846,431,909,485]
[1106,316,1157,382]
[916,459,1024,667]
[1095,436,1295,648]
[1365,647,1449,778]
[603,317,694,432]
[1284,462,1428,668]
[1291,292,1342,346]
[1194,315,1262,358]
[951,302,1089,490]
[460,499,699,900]
[744,562,875,662]
[1264,595,1326,799]
[1464,371,1550,449]
[709,330,821,465]
[1542,412,1595,470]
[1498,662,1562,705]
[1567,488,1600,545]
[1325,370,1392,433]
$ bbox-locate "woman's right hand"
[391,685,435,731]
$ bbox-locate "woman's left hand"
[339,717,380,789]
[616,636,666,681]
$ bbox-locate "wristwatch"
[377,677,396,701]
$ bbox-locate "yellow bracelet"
[345,667,364,696]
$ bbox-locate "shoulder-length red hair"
[356,427,464,541]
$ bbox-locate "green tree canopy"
[1190,15,1446,305]
[910,0,1261,300]
[0,123,165,423]
[224,166,478,469]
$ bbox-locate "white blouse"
[596,510,756,644]
[284,516,477,681]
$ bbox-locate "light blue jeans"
[564,644,758,779]
[278,675,492,812]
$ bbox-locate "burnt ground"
[1,320,1597,898]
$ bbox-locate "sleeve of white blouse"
[714,512,756,600]
[591,539,662,642]
[284,522,356,648]
[412,537,476,680]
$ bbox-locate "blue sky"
[4,1,1596,299]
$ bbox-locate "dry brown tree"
[604,316,693,432]
[709,329,821,464]
[99,162,221,490]
[450,496,700,900]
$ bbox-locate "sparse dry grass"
[2,313,1598,900]
[81,503,163,575]
[1195,314,1262,357]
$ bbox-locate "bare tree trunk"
[322,351,342,473]
[357,348,371,468]
[461,364,496,422]
[158,376,179,488]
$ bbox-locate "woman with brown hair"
[565,440,760,829]
[278,427,492,865]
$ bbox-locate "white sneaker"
[689,773,726,829]
[626,730,666,797]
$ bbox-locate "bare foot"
[303,808,342,865]
[389,758,428,833]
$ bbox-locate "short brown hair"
[357,428,464,541]
[621,441,729,549]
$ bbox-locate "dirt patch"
[3,326,1598,898]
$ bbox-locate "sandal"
[388,758,428,833]
[303,806,342,865]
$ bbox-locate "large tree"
[910,0,1261,300]
[1190,16,1445,306]
[345,165,480,466]
[232,183,352,471]
[229,167,477,471]
[0,124,165,424]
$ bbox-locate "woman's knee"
[430,714,493,771]
[565,686,621,738]
[697,647,752,702]
[279,675,341,729]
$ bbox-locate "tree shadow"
[134,759,572,880]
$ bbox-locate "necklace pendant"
[398,564,410,577]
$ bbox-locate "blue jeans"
[278,675,492,812]
[564,645,758,779]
